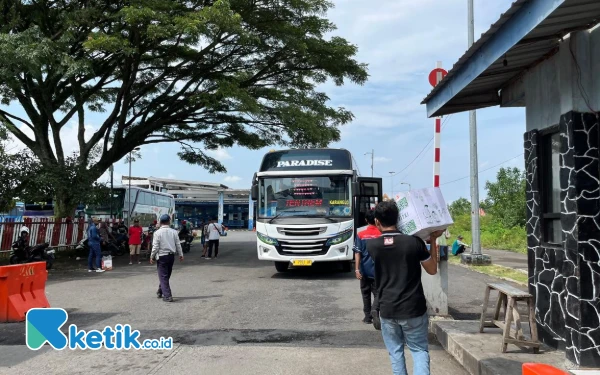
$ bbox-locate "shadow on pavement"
[174,295,224,301]
[139,327,447,351]
[271,264,355,281]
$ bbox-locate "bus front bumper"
[256,240,353,262]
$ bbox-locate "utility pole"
[109,165,114,219]
[128,152,132,227]
[466,0,489,264]
[389,172,395,199]
[365,150,374,177]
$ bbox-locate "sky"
[5,0,527,204]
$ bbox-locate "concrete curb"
[432,320,569,375]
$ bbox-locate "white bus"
[86,186,175,229]
[251,149,383,272]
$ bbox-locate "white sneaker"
[96,269,106,273]
[206,257,211,260]
[138,262,142,264]
[88,269,94,273]
[129,262,133,265]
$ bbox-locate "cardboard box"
[394,187,453,240]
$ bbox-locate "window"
[540,130,563,244]
[258,175,352,218]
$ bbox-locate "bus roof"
[258,148,353,173]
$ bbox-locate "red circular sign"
[429,68,448,87]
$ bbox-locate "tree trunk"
[53,192,78,218]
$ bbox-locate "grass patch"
[448,256,528,285]
[450,214,527,254]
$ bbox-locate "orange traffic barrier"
[0,262,50,322]
[523,363,569,375]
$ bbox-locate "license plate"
[292,259,313,266]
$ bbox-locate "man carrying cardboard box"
[368,200,444,375]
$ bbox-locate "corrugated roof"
[422,0,600,116]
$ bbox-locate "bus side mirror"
[251,185,258,200]
[352,182,360,196]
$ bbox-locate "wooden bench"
[479,282,540,353]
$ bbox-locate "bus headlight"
[326,230,353,246]
[257,232,279,246]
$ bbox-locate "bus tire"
[274,262,289,273]
[341,261,352,273]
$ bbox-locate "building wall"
[525,113,600,367]
[591,25,600,110]
[520,29,600,367]
[520,30,599,132]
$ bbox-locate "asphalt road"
[0,231,470,375]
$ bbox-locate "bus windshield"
[259,176,352,218]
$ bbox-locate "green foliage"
[448,197,471,218]
[0,0,368,215]
[484,167,526,228]
[450,213,527,254]
[447,167,527,253]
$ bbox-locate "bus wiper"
[268,212,285,224]
[303,215,337,223]
[268,210,310,223]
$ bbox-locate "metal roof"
[422,0,600,117]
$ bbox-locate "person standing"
[353,210,381,326]
[367,201,443,375]
[436,228,451,261]
[206,218,225,260]
[150,214,183,302]
[199,220,207,258]
[129,219,143,265]
[87,217,105,273]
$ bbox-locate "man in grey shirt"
[150,214,183,302]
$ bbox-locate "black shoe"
[201,255,205,258]
[372,310,381,331]
[156,291,162,299]
[162,296,173,302]
[362,316,373,324]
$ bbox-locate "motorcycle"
[10,242,55,270]
[76,238,126,257]
[180,235,193,254]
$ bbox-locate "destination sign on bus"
[285,199,324,207]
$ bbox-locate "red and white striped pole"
[429,62,447,188]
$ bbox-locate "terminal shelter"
[423,0,600,367]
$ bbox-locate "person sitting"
[451,235,470,256]
[178,220,190,240]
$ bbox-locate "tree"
[0,0,368,216]
[448,197,471,218]
[0,124,41,212]
[484,167,526,228]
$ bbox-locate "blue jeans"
[88,243,102,270]
[380,313,430,375]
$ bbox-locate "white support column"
[218,191,224,224]
[248,194,254,230]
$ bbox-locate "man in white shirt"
[150,214,183,302]
[206,218,225,260]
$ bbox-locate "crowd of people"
[85,216,227,302]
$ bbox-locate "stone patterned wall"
[563,112,600,367]
[524,112,600,367]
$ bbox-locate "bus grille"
[276,239,329,256]
[276,227,326,236]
